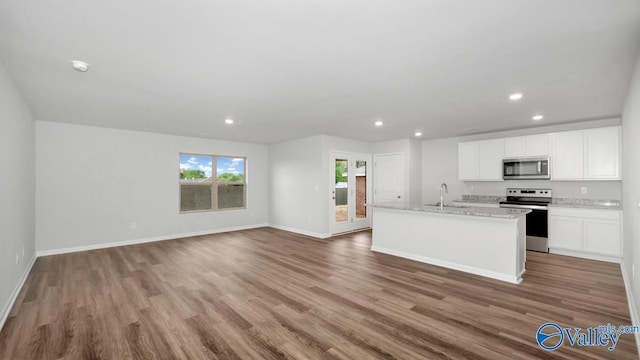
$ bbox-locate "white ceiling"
[1,1,640,144]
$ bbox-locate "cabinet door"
[549,216,583,250]
[584,127,620,180]
[583,219,621,256]
[525,134,549,156]
[458,142,479,180]
[504,137,525,158]
[478,139,504,180]
[550,131,583,180]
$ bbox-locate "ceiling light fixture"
[374,120,383,127]
[508,93,523,101]
[415,131,422,137]
[71,60,90,72]
[532,115,544,121]
[224,118,234,125]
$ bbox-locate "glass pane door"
[334,158,348,223]
[355,160,367,220]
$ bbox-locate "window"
[179,154,246,212]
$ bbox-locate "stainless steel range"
[499,188,551,253]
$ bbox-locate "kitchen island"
[369,203,530,284]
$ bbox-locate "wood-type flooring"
[0,227,637,359]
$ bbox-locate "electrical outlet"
[15,253,19,265]
[130,222,136,229]
[581,187,588,194]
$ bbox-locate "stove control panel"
[506,188,552,198]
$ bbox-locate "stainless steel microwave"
[503,157,550,180]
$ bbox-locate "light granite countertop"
[368,202,530,219]
[548,203,622,210]
[550,198,621,210]
[454,195,622,210]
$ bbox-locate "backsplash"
[461,195,505,203]
[463,180,621,200]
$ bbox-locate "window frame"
[179,153,247,213]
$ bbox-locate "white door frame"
[330,151,372,235]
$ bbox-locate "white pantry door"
[373,153,404,203]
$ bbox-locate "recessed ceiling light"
[224,118,234,125]
[71,60,90,72]
[508,93,523,101]
[532,115,544,121]
[414,131,422,137]
[374,120,383,127]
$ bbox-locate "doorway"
[331,152,372,234]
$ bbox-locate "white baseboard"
[371,246,521,284]
[36,223,269,257]
[620,262,640,357]
[267,224,331,239]
[549,248,621,263]
[0,254,36,331]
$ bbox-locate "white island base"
[371,205,528,284]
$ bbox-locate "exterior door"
[373,153,404,203]
[331,152,372,234]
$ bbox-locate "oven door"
[499,204,549,252]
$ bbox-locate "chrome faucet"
[439,183,448,210]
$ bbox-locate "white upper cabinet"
[458,142,479,181]
[458,125,619,182]
[478,139,504,180]
[583,127,620,180]
[458,139,504,181]
[550,131,584,180]
[504,134,549,158]
[550,126,620,181]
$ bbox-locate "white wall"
[408,139,422,203]
[35,121,269,253]
[622,52,640,328]
[0,62,36,326]
[422,119,623,204]
[269,134,372,237]
[269,135,327,237]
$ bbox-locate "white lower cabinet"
[548,216,582,251]
[548,207,622,262]
[583,219,621,257]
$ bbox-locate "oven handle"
[500,204,548,210]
